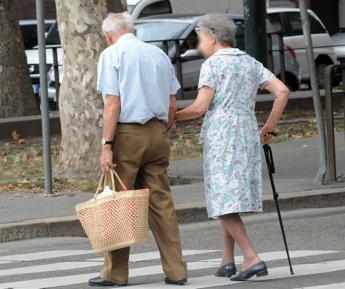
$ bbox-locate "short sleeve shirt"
[97,33,180,124]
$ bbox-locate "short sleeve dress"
[198,48,274,219]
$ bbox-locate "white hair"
[198,14,237,47]
[102,12,135,34]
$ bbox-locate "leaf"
[11,131,20,140]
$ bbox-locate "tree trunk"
[55,0,124,179]
[0,0,38,118]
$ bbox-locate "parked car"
[135,14,301,93]
[47,14,301,101]
[267,8,338,88]
[127,0,241,20]
[19,19,60,93]
[332,30,345,64]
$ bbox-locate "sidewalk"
[1,134,345,241]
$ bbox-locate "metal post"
[174,40,184,99]
[324,65,336,181]
[36,0,53,194]
[278,32,286,84]
[266,33,274,71]
[243,0,268,67]
[299,0,328,185]
[52,47,60,108]
[342,68,345,143]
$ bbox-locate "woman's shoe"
[230,261,268,281]
[215,263,237,277]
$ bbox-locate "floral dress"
[198,48,274,219]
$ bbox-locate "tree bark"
[55,0,124,179]
[0,0,38,118]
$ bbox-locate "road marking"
[88,249,219,262]
[0,250,218,278]
[0,261,102,277]
[200,250,338,264]
[129,259,345,288]
[0,250,339,289]
[294,283,345,289]
[0,250,94,262]
[0,261,11,265]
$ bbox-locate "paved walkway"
[0,134,344,224]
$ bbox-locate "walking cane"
[263,136,294,275]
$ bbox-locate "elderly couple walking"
[89,12,288,287]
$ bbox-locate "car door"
[280,11,335,81]
[178,29,204,98]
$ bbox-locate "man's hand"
[100,146,116,172]
[165,112,176,133]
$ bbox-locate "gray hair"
[102,12,135,34]
[198,14,237,47]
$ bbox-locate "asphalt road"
[1,207,345,289]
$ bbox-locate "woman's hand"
[260,125,274,144]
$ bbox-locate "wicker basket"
[75,170,149,253]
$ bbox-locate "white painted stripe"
[0,250,339,289]
[129,259,345,288]
[88,250,219,262]
[0,261,11,265]
[200,250,338,264]
[0,262,102,277]
[294,282,345,289]
[0,250,94,262]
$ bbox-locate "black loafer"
[230,261,268,281]
[215,263,237,277]
[88,276,127,287]
[164,277,188,285]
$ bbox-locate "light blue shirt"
[97,33,180,124]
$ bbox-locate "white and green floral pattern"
[198,48,274,218]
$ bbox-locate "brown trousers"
[100,119,187,284]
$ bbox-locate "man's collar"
[117,33,136,44]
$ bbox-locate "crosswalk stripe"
[294,283,345,289]
[0,250,338,289]
[0,250,94,262]
[88,250,219,262]
[0,261,102,277]
[200,250,338,264]
[129,259,345,288]
[0,261,11,265]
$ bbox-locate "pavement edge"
[1,187,345,243]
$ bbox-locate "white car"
[267,8,338,88]
[127,0,242,20]
[20,19,63,100]
[332,30,345,64]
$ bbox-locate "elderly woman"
[175,14,288,281]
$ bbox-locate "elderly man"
[88,12,187,287]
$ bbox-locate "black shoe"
[164,277,188,285]
[215,263,237,277]
[230,261,268,281]
[88,276,127,287]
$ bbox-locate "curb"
[1,187,345,243]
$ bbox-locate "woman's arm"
[176,87,215,121]
[260,76,289,143]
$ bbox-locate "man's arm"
[100,95,121,172]
[166,95,177,132]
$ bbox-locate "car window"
[136,21,189,51]
[284,11,326,36]
[267,13,284,33]
[138,0,172,18]
[20,23,52,50]
[309,14,326,34]
[285,12,303,36]
[233,19,245,50]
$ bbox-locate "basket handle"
[93,169,128,200]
